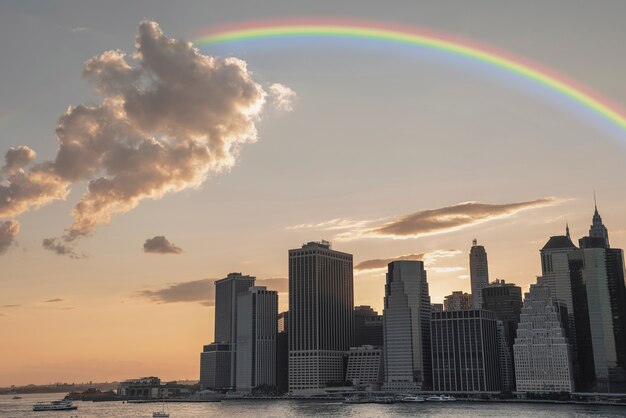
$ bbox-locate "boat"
[400,394,425,403]
[33,400,78,411]
[373,396,396,404]
[12,396,22,399]
[343,395,372,404]
[425,395,456,402]
[153,413,170,418]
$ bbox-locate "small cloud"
[268,83,296,112]
[355,249,462,272]
[72,27,90,33]
[135,277,288,306]
[42,237,85,259]
[287,218,374,231]
[0,220,20,255]
[457,274,470,280]
[2,146,36,173]
[429,266,465,273]
[44,298,64,303]
[143,236,183,255]
[1,304,20,308]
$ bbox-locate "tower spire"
[566,222,570,239]
[594,190,598,213]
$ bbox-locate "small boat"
[153,413,170,418]
[12,395,22,399]
[400,394,425,403]
[33,400,78,411]
[373,396,395,404]
[426,394,456,402]
[343,395,372,404]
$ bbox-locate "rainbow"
[194,19,626,133]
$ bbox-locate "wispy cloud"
[355,249,461,272]
[0,220,20,255]
[0,304,21,308]
[292,198,560,241]
[143,236,183,255]
[44,298,64,303]
[135,277,288,307]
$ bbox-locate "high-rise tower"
[470,239,489,308]
[383,260,432,391]
[288,241,354,392]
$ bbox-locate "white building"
[470,239,489,308]
[383,260,431,391]
[236,286,278,392]
[513,284,574,393]
[345,345,384,390]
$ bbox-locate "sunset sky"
[1,1,626,386]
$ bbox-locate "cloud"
[333,198,559,241]
[287,218,374,231]
[268,83,296,112]
[355,249,461,271]
[1,304,20,308]
[143,236,183,254]
[0,21,290,256]
[44,298,64,303]
[0,220,20,255]
[136,277,288,306]
[42,237,85,259]
[2,146,37,174]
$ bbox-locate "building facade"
[345,345,384,390]
[383,260,432,391]
[431,309,501,393]
[443,291,473,311]
[470,239,489,309]
[513,284,574,393]
[354,305,384,347]
[236,286,278,392]
[288,241,354,392]
[199,343,232,391]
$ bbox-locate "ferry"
[33,400,78,411]
[425,395,456,402]
[400,394,425,403]
[373,395,396,404]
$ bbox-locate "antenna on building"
[472,238,477,247]
[565,222,570,239]
[594,190,598,211]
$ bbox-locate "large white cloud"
[0,21,293,255]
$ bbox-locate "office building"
[431,309,501,393]
[277,331,289,393]
[213,272,256,389]
[288,241,354,392]
[277,311,289,333]
[481,280,522,350]
[354,305,384,347]
[431,303,444,312]
[383,260,432,391]
[470,239,489,309]
[443,291,472,311]
[199,343,232,391]
[236,286,278,392]
[513,284,574,393]
[345,345,384,390]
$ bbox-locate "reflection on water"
[2,393,626,418]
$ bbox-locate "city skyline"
[2,1,626,387]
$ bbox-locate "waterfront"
[2,394,626,418]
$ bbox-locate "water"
[2,393,626,417]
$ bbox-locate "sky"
[1,1,626,386]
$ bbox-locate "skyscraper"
[570,204,626,393]
[288,241,354,392]
[470,239,489,309]
[214,272,256,389]
[236,286,278,392]
[443,291,472,311]
[199,343,232,391]
[513,283,574,393]
[354,305,384,347]
[383,260,432,391]
[431,309,501,393]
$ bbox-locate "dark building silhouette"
[276,331,289,393]
[288,241,354,392]
[470,239,489,308]
[431,309,501,393]
[200,343,232,391]
[354,305,383,347]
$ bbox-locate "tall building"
[570,205,626,393]
[481,279,522,392]
[470,239,489,309]
[431,309,501,393]
[345,345,384,390]
[276,331,289,393]
[383,260,432,391]
[443,291,472,311]
[288,241,354,392]
[354,305,384,347]
[236,286,278,392]
[513,284,574,393]
[214,272,256,389]
[199,343,232,391]
[431,303,444,312]
[481,280,523,350]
